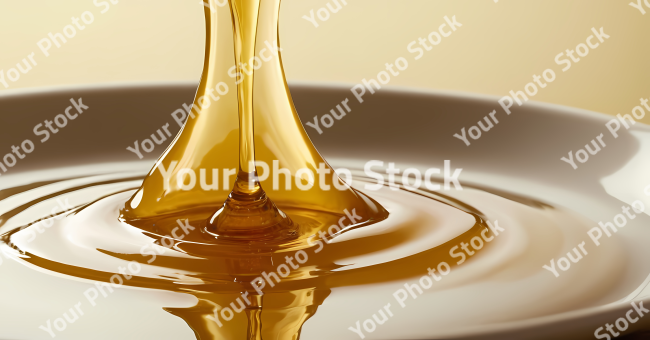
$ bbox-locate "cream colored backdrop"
[1,0,649,123]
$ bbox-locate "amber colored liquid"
[1,1,495,339]
[0,3,636,336]
[117,0,393,337]
[121,0,387,234]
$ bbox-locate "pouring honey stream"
[118,0,389,338]
[0,1,495,339]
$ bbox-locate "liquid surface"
[0,162,636,339]
[1,1,650,339]
[104,1,397,335]
[1,0,461,338]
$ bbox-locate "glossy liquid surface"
[2,1,647,340]
[1,162,619,340]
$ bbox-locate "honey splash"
[0,1,506,339]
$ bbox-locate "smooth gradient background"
[1,0,649,123]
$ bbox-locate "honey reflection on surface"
[0,0,497,339]
[119,0,393,337]
[9,193,488,339]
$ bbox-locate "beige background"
[1,0,649,123]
